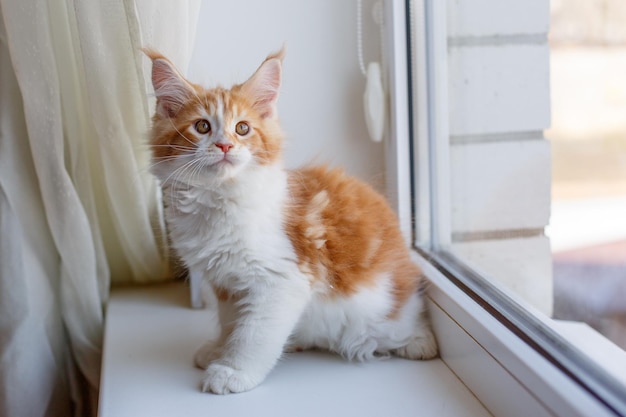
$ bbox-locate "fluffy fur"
[145,48,438,395]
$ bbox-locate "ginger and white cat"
[145,48,437,395]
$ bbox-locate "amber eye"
[235,121,250,136]
[194,119,211,134]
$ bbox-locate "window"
[391,0,626,416]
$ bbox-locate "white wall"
[186,0,386,189]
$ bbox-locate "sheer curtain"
[0,1,199,416]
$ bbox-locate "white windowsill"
[413,250,621,417]
[98,282,491,417]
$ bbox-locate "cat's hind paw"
[201,363,261,394]
[393,330,438,360]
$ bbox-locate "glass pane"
[431,0,554,315]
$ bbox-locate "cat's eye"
[194,119,211,134]
[235,121,250,136]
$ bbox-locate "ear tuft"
[240,49,285,119]
[143,49,194,118]
[266,46,286,64]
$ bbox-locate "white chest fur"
[164,163,298,291]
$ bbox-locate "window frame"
[384,0,626,416]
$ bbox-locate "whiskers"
[136,118,199,180]
[139,132,209,212]
[137,143,195,176]
[159,155,208,212]
[151,143,196,153]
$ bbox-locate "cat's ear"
[240,48,285,119]
[143,48,195,118]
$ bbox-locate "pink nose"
[215,143,233,153]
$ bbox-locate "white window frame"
[383,0,626,416]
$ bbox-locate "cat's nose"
[215,142,233,153]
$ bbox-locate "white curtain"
[0,1,199,416]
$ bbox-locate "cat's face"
[146,50,285,186]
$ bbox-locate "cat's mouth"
[211,155,239,171]
[218,154,233,165]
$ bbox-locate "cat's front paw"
[194,340,222,369]
[201,363,261,394]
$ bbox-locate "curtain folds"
[0,1,200,416]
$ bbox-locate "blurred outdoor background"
[547,0,626,349]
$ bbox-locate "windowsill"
[550,320,626,387]
[98,282,491,417]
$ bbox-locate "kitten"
[145,48,437,395]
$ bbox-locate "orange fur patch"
[286,166,421,315]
